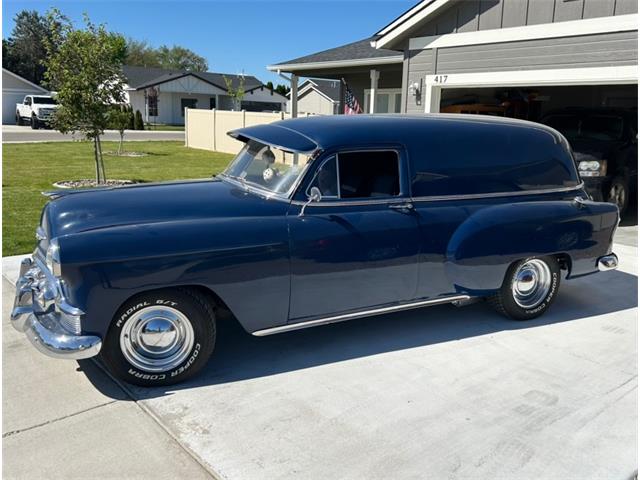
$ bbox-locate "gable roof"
[267,38,402,71]
[122,65,262,91]
[372,0,456,49]
[292,79,341,103]
[2,68,49,93]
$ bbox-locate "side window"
[25,97,31,106]
[308,156,338,198]
[338,151,400,199]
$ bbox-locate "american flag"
[343,79,362,115]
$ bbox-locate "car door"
[286,147,420,322]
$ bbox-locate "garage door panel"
[436,31,638,74]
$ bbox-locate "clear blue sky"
[2,0,414,85]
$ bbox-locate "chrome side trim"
[410,183,584,203]
[252,294,471,336]
[290,184,584,208]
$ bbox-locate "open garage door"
[437,81,638,222]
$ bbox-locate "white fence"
[185,109,314,155]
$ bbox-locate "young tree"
[265,81,274,90]
[108,106,130,155]
[223,75,245,110]
[44,10,126,184]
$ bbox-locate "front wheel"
[100,288,216,386]
[31,115,39,129]
[488,256,560,320]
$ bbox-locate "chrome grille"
[60,312,81,335]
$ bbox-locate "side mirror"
[299,186,322,217]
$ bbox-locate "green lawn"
[3,141,234,256]
[145,125,185,131]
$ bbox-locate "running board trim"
[252,294,471,337]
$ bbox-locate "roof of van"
[229,114,562,153]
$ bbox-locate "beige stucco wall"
[186,109,314,156]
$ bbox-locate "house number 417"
[433,75,448,83]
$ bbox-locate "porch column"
[369,69,379,114]
[290,73,298,118]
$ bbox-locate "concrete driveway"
[2,124,184,143]
[2,240,637,479]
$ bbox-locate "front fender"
[445,200,618,294]
[58,216,290,337]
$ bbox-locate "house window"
[148,94,158,117]
[363,89,402,114]
[181,98,197,116]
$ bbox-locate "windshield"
[543,114,624,141]
[33,97,57,105]
[222,140,313,196]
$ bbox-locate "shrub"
[134,110,144,130]
[127,105,134,130]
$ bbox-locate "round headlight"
[578,160,599,171]
[46,238,62,277]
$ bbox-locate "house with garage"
[123,65,287,125]
[288,79,342,115]
[269,0,637,118]
[2,68,50,125]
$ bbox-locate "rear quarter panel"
[445,198,618,295]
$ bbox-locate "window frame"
[297,146,409,205]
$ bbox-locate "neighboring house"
[288,79,341,115]
[123,65,287,125]
[2,68,50,125]
[268,0,638,118]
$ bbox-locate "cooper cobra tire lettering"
[488,256,561,321]
[171,343,201,377]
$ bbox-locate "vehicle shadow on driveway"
[83,269,637,400]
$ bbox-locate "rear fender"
[445,199,618,295]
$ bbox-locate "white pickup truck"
[15,95,59,129]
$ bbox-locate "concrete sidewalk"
[2,278,213,479]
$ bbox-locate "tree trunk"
[96,135,106,184]
[118,132,124,155]
[93,137,102,184]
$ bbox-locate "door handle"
[388,202,414,212]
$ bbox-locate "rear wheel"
[15,113,22,126]
[101,288,216,386]
[488,256,560,320]
[606,176,629,217]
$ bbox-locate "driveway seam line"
[90,358,224,480]
[3,400,117,438]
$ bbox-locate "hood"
[568,138,622,161]
[44,178,287,238]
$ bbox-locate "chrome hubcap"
[512,259,552,309]
[120,306,194,372]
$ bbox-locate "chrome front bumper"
[10,257,101,359]
[597,253,619,272]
